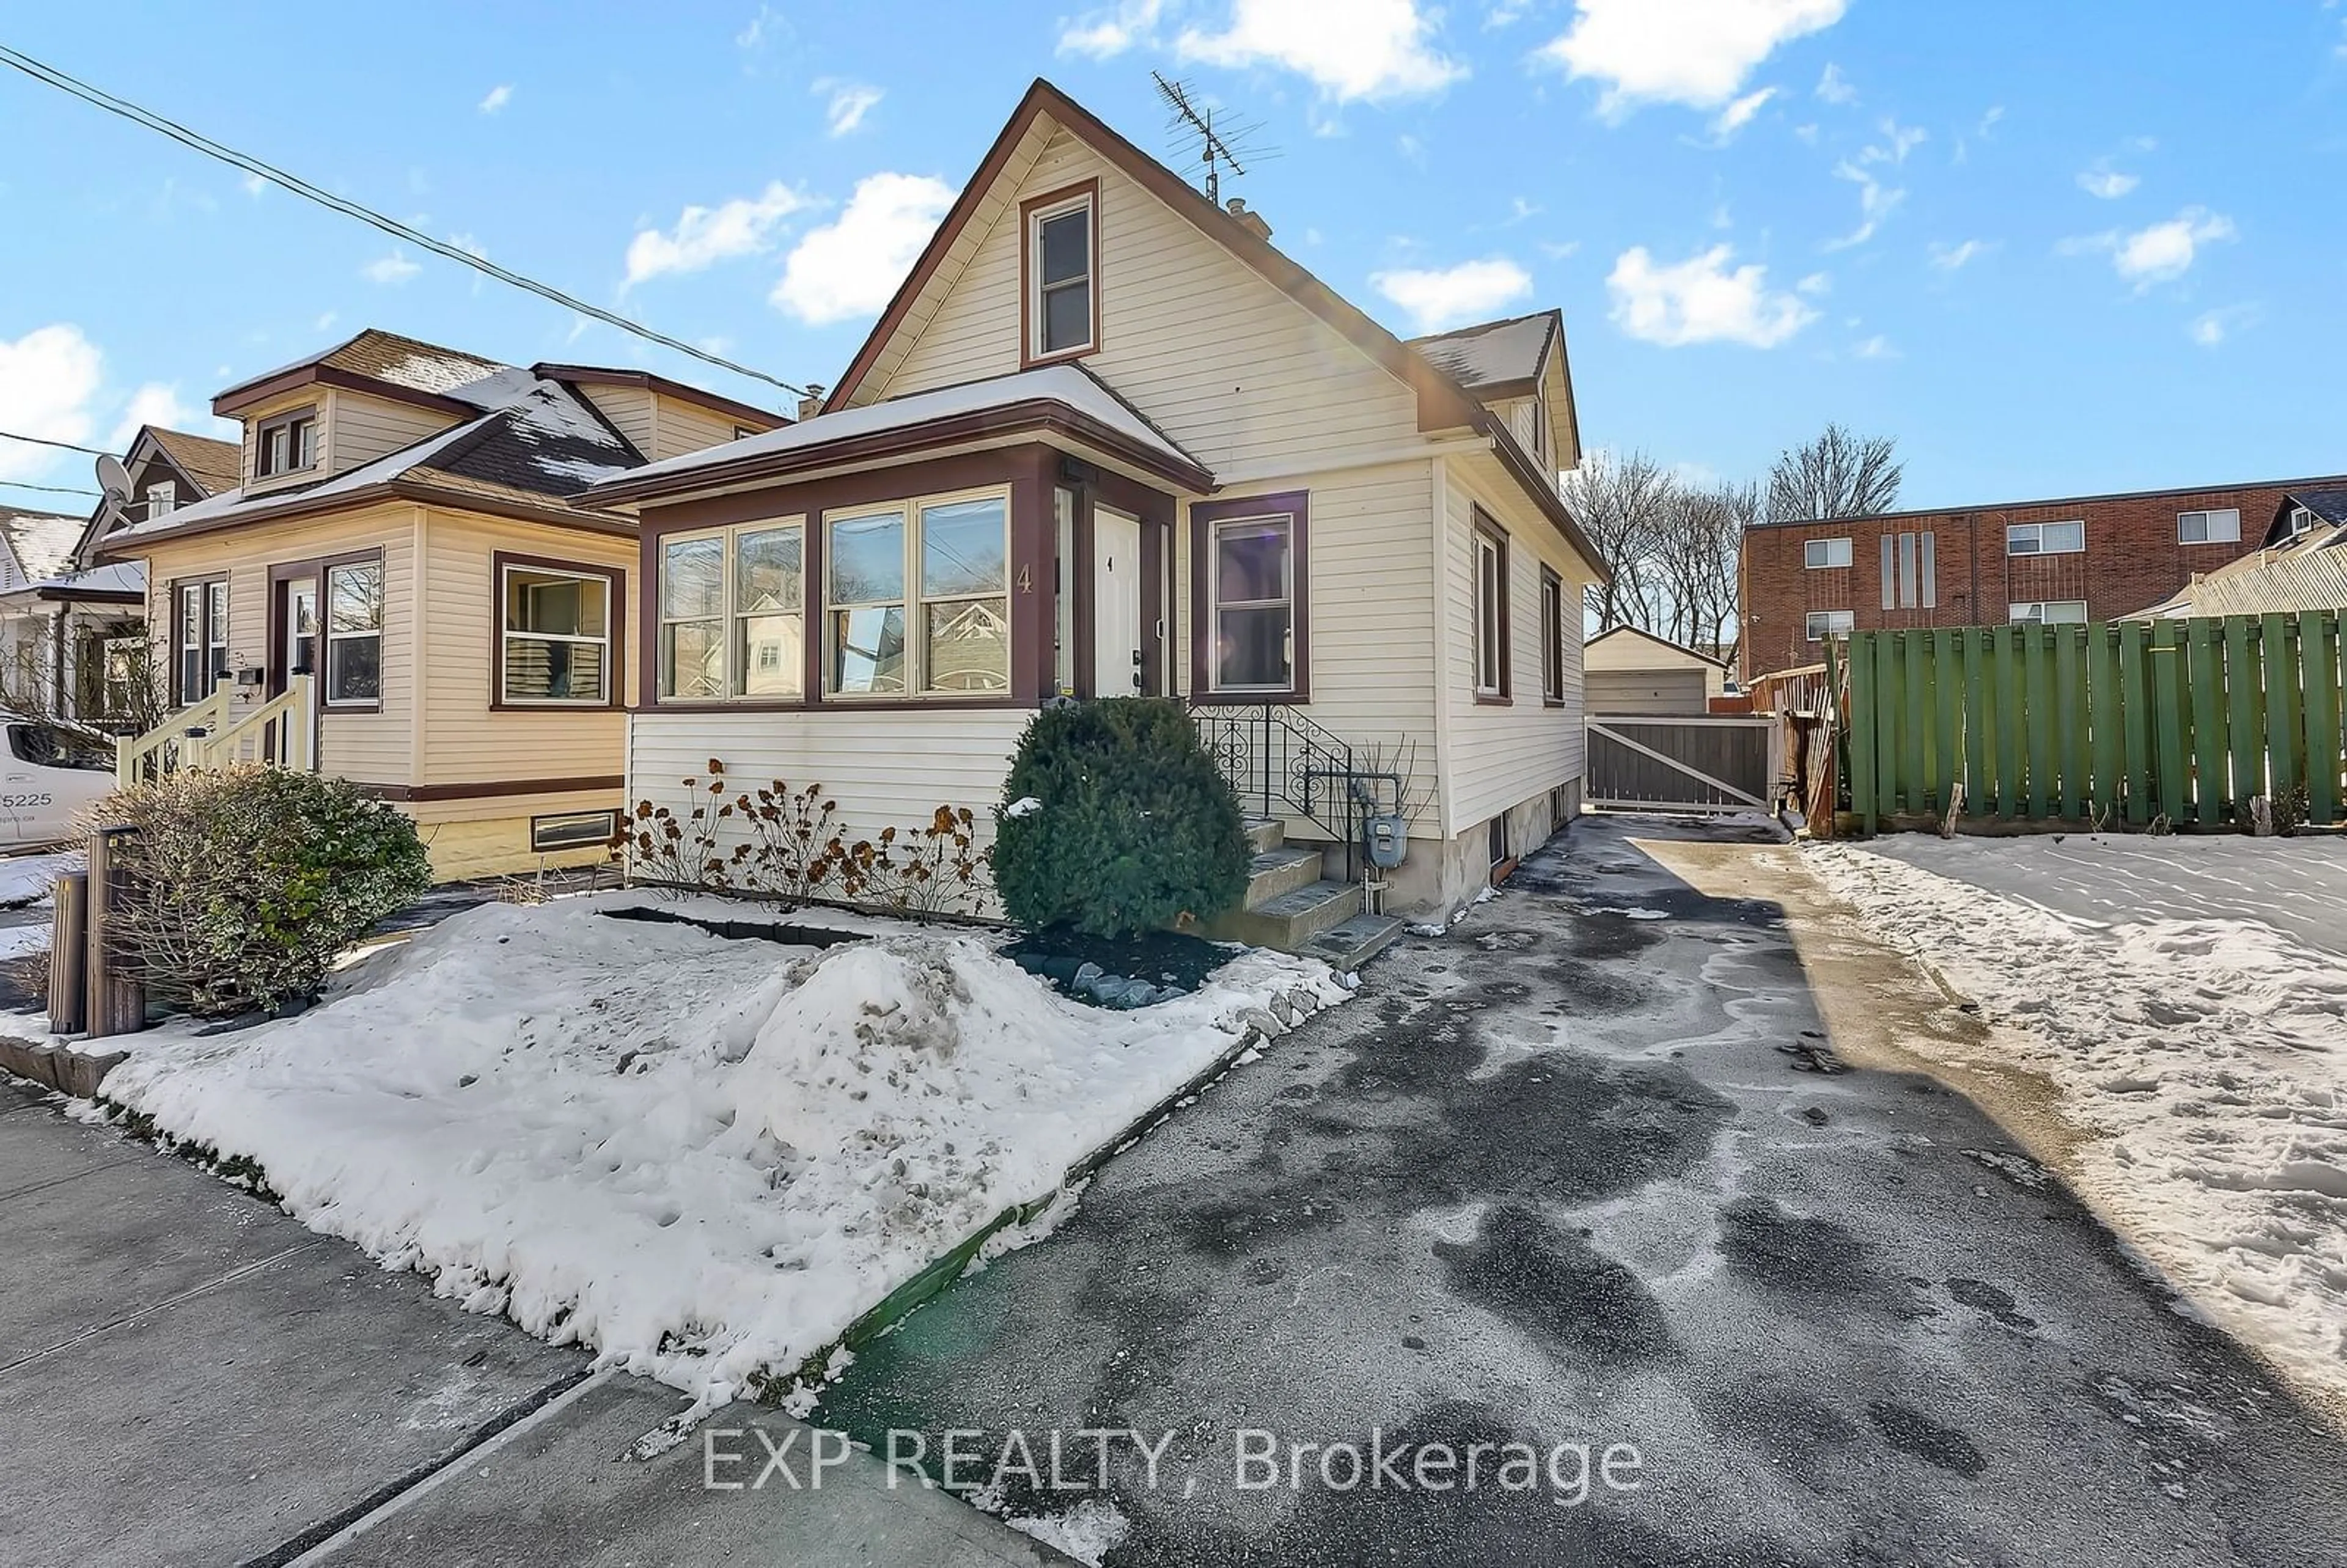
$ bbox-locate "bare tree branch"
[1766,423,1903,523]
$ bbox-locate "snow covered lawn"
[1807,832,2347,1410]
[59,893,1350,1403]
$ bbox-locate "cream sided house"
[97,330,785,878]
[581,79,1608,935]
[0,425,241,729]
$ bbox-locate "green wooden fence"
[1843,610,2347,833]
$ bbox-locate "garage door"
[1587,668,1710,716]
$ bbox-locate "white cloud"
[240,172,267,199]
[361,249,422,285]
[1853,333,1897,359]
[108,383,195,449]
[1057,0,1163,57]
[478,84,513,115]
[821,81,883,137]
[1978,104,2004,136]
[314,311,339,332]
[1823,160,1902,249]
[772,172,955,324]
[1606,244,1817,347]
[1928,238,1986,270]
[1796,271,1831,295]
[1815,62,1855,104]
[1708,85,1777,141]
[736,4,787,51]
[2077,163,2138,199]
[1538,0,1846,115]
[2066,206,2236,290]
[2189,304,2259,347]
[1485,0,1532,25]
[1370,257,1533,332]
[1859,117,1925,164]
[0,324,102,482]
[625,182,807,288]
[1177,0,1465,101]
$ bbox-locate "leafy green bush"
[108,766,433,1017]
[992,698,1249,939]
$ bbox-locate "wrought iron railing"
[1189,700,1362,844]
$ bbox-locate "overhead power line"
[0,42,811,406]
[0,428,112,458]
[0,478,100,499]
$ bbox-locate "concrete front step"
[1206,878,1361,951]
[1301,912,1408,972]
[1243,816,1285,855]
[1244,844,1324,906]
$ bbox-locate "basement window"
[531,809,619,854]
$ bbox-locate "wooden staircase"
[1203,817,1405,971]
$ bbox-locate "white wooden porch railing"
[114,675,317,787]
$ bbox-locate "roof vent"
[797,383,826,422]
[1225,197,1272,241]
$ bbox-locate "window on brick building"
[2007,520,2084,555]
[2176,509,2239,545]
[1879,531,1936,608]
[2009,601,2087,625]
[1803,537,1851,569]
[1806,609,1854,641]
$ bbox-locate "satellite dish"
[94,454,133,505]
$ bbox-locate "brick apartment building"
[1738,472,2344,680]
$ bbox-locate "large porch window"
[824,489,1010,698]
[656,521,805,701]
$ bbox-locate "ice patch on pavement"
[1808,835,2347,1410]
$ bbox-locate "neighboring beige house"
[0,426,242,728]
[1583,625,1730,716]
[97,330,787,878]
[582,78,1609,935]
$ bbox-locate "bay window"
[502,561,614,705]
[657,521,804,701]
[824,491,1010,697]
[323,559,382,705]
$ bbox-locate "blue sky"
[3,1,2344,513]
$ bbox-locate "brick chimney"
[796,383,826,422]
[1225,197,1271,241]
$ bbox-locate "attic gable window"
[255,409,318,478]
[146,480,178,518]
[1023,181,1099,365]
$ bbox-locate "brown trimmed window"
[823,490,1010,698]
[1025,186,1097,361]
[323,559,383,705]
[174,577,229,704]
[1472,513,1510,701]
[657,521,806,702]
[255,409,318,478]
[502,564,613,705]
[1539,565,1565,704]
[1207,511,1298,694]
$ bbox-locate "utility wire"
[0,478,100,498]
[0,428,112,458]
[0,42,811,407]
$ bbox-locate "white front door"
[1092,508,1142,697]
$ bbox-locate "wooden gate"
[1586,714,1777,813]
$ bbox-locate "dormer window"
[146,480,177,518]
[256,409,318,478]
[1023,181,1098,365]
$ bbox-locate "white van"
[0,717,118,849]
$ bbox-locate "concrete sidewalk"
[0,1075,1066,1568]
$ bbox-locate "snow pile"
[1806,835,2347,1409]
[90,896,1348,1401]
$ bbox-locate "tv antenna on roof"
[1151,71,1273,207]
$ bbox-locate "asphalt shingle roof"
[146,427,241,496]
[0,506,86,582]
[1405,312,1558,393]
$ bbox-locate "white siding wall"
[1172,461,1444,835]
[1438,451,1591,837]
[627,709,1031,910]
[576,386,656,453]
[331,391,458,472]
[878,128,1422,475]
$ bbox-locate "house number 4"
[1017,565,1034,593]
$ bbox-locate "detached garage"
[1584,626,1730,715]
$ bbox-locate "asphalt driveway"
[817,813,2347,1566]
